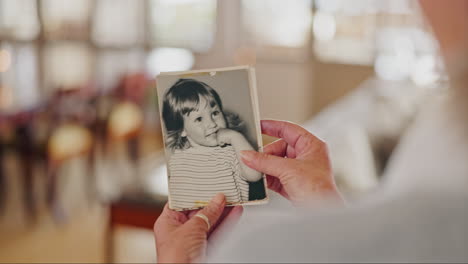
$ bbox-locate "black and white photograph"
[156,66,268,211]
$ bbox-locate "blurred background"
[0,0,446,262]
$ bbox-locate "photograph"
[156,66,268,211]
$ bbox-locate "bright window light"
[149,0,217,52]
[411,54,440,86]
[147,164,169,196]
[242,0,313,48]
[313,12,336,42]
[92,0,145,47]
[146,48,194,76]
[0,0,40,40]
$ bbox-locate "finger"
[264,138,296,159]
[154,203,188,237]
[286,144,297,159]
[261,120,321,153]
[266,175,282,194]
[187,209,201,219]
[266,175,290,199]
[240,150,296,178]
[161,203,189,223]
[264,139,287,157]
[187,193,226,232]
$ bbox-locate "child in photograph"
[162,78,263,210]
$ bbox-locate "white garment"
[209,94,468,262]
[168,145,249,210]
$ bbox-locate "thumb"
[188,193,226,232]
[240,150,295,178]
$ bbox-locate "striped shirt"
[168,145,249,210]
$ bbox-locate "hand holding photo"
[156,66,268,211]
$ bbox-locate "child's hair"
[162,78,244,150]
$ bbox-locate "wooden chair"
[106,193,166,263]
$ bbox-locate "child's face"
[182,96,226,147]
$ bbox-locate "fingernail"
[240,150,255,161]
[212,193,225,204]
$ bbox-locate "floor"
[0,138,163,263]
[0,204,156,263]
[0,132,274,263]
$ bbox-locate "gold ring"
[194,213,211,230]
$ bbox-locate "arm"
[217,129,263,182]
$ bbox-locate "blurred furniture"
[303,77,434,198]
[0,109,47,222]
[107,194,166,263]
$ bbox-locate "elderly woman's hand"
[154,193,243,263]
[240,120,343,206]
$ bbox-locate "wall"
[311,59,374,116]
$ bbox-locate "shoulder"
[169,147,218,165]
[168,148,196,166]
[383,93,468,193]
[209,192,468,262]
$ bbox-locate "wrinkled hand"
[240,120,342,206]
[216,128,240,146]
[154,193,243,263]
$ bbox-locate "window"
[312,0,378,65]
[242,0,313,48]
[0,43,40,112]
[43,42,93,92]
[240,0,313,62]
[0,0,40,41]
[312,0,441,86]
[146,48,194,76]
[92,0,146,47]
[148,0,217,52]
[41,0,92,40]
[95,49,147,90]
